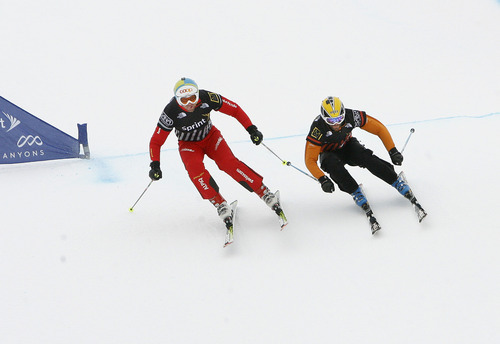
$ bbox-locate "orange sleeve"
[361,115,396,152]
[304,141,325,180]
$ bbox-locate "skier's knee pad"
[238,181,254,192]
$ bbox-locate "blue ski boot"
[392,172,427,222]
[392,173,411,197]
[351,186,368,207]
[351,186,381,234]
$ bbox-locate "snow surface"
[1,1,499,343]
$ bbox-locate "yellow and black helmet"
[320,96,345,125]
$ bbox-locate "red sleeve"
[218,96,253,129]
[149,126,170,161]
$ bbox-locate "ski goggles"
[324,114,345,125]
[178,93,198,105]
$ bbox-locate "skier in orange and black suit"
[305,96,426,233]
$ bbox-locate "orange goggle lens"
[179,94,198,105]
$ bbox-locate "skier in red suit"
[149,77,284,227]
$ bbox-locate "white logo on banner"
[17,135,43,147]
[1,111,21,132]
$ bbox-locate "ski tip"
[418,213,428,223]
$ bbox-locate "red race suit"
[149,89,264,200]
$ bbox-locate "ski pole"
[401,128,415,154]
[129,179,154,212]
[261,142,318,182]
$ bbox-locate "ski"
[272,190,288,230]
[403,189,428,223]
[357,185,380,234]
[398,171,427,223]
[412,199,427,223]
[362,203,381,235]
[223,200,238,248]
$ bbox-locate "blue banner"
[0,96,89,164]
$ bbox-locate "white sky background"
[1,1,499,343]
[1,0,499,152]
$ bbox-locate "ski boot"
[210,194,237,247]
[392,172,427,222]
[260,186,288,229]
[217,201,233,229]
[351,186,381,234]
[210,194,233,229]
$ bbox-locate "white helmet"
[173,77,199,106]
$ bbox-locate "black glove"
[389,148,404,166]
[319,175,335,193]
[149,161,162,180]
[246,125,263,145]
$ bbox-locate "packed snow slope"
[1,116,499,344]
[1,0,499,343]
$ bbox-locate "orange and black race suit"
[149,89,264,200]
[305,108,399,194]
